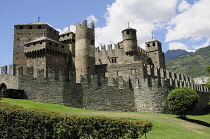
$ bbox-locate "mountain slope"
[165,49,193,61]
[166,45,210,77]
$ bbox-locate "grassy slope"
[1,98,210,139]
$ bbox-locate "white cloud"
[165,0,210,42]
[86,15,98,24]
[168,42,194,52]
[95,0,178,48]
[177,0,191,12]
[193,38,210,50]
[57,25,76,34]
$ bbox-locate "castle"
[0,20,209,114]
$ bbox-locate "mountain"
[166,45,210,78]
[165,49,193,61]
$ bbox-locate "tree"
[167,87,199,118]
[205,66,210,88]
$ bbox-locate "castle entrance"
[0,83,7,98]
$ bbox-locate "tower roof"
[25,36,63,45]
[16,22,48,26]
[59,30,74,36]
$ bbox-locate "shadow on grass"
[181,117,210,128]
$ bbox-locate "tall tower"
[75,20,95,83]
[59,30,76,72]
[122,25,137,55]
[145,39,165,68]
[13,21,59,74]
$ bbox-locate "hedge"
[0,102,153,139]
[5,89,25,99]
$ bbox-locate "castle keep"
[0,20,209,114]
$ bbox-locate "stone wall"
[81,75,135,111]
[0,65,19,89]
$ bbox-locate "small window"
[126,30,130,34]
[90,40,94,45]
[111,58,117,63]
[147,44,150,47]
[40,42,42,44]
[33,43,36,46]
[67,34,69,36]
[29,26,32,29]
[20,26,23,29]
[153,42,155,46]
[49,42,52,45]
[38,25,42,29]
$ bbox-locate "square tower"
[13,22,59,74]
[146,39,165,68]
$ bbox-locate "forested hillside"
[166,45,210,77]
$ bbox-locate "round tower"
[122,25,137,55]
[75,20,95,83]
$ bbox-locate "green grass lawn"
[1,98,210,139]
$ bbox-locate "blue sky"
[0,0,210,67]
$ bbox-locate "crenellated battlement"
[76,20,94,30]
[0,65,17,76]
[80,75,132,90]
[142,64,209,93]
[95,43,149,58]
[0,64,71,82]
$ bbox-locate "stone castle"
[0,20,209,114]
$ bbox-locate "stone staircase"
[0,91,5,98]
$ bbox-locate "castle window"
[153,43,155,46]
[67,34,69,36]
[20,26,23,29]
[126,30,130,34]
[29,26,32,29]
[90,40,94,45]
[40,42,42,44]
[111,58,117,63]
[33,43,36,46]
[49,42,52,45]
[147,44,150,47]
[38,25,42,29]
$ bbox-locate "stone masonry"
[0,20,209,114]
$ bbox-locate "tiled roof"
[17,22,48,25]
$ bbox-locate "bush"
[0,102,153,138]
[167,87,199,118]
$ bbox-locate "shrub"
[0,102,153,138]
[167,87,199,118]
